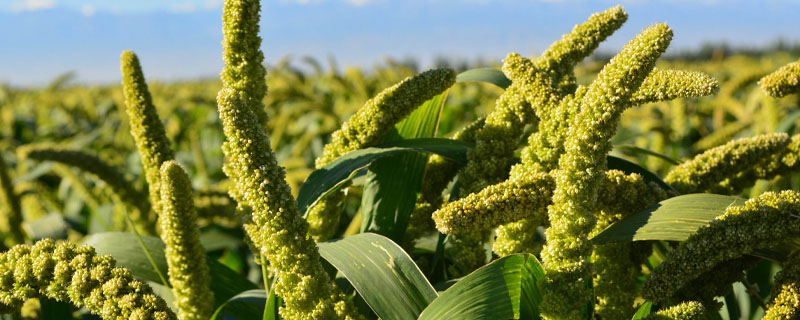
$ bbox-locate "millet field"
[0,1,800,319]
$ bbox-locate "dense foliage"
[0,1,800,319]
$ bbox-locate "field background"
[2,46,800,318]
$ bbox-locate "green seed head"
[0,239,175,319]
[221,0,269,127]
[760,60,800,98]
[120,50,174,232]
[159,161,214,320]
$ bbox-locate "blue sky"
[1,0,799,86]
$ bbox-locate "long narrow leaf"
[361,92,449,241]
[591,194,746,243]
[318,233,438,320]
[418,253,544,320]
[455,68,511,89]
[297,138,471,216]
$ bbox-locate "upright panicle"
[159,161,214,320]
[217,88,338,319]
[221,0,269,127]
[120,50,175,234]
[535,5,628,95]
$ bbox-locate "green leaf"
[418,253,544,320]
[211,289,267,320]
[631,302,652,320]
[455,68,511,89]
[613,145,680,165]
[360,91,449,241]
[82,232,258,308]
[297,137,471,216]
[776,109,800,133]
[607,155,678,194]
[317,233,438,320]
[592,194,746,244]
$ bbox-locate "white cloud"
[10,0,56,12]
[204,0,224,9]
[80,4,95,17]
[347,0,372,6]
[171,2,197,13]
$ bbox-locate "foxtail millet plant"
[531,23,673,319]
[0,239,175,319]
[158,161,214,320]
[760,59,800,98]
[120,50,175,235]
[217,87,338,319]
[448,5,630,274]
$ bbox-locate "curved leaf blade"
[591,194,746,244]
[631,302,653,320]
[360,91,447,241]
[317,233,437,320]
[297,138,473,216]
[613,145,680,165]
[455,68,511,89]
[211,289,267,320]
[418,253,544,320]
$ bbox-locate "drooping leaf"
[592,194,746,244]
[776,109,800,133]
[607,155,678,194]
[418,253,544,320]
[82,232,258,308]
[317,233,438,320]
[360,91,449,241]
[455,68,511,89]
[297,138,471,216]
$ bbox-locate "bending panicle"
[0,239,175,319]
[630,69,720,105]
[765,252,800,319]
[665,133,790,194]
[19,144,152,234]
[760,60,800,98]
[645,302,706,320]
[308,67,456,240]
[642,190,800,302]
[540,23,672,320]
